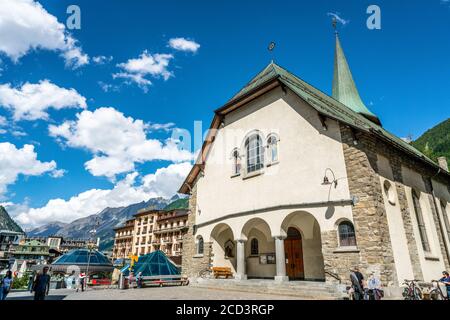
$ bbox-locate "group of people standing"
[1,266,91,301]
[127,271,143,289]
[349,266,384,300]
[349,267,450,300]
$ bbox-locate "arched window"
[412,190,430,252]
[338,221,357,247]
[196,236,204,255]
[267,135,279,164]
[250,238,259,255]
[245,134,264,173]
[231,149,241,175]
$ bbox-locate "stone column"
[235,239,247,280]
[274,236,288,282]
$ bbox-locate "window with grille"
[245,134,264,173]
[412,190,431,252]
[250,238,259,255]
[338,221,357,247]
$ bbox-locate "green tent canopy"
[121,250,180,277]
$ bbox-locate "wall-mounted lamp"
[322,168,338,188]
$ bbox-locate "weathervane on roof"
[332,16,338,35]
[268,41,276,63]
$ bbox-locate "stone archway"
[281,211,325,281]
[210,223,236,273]
[241,218,275,279]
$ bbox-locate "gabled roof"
[179,61,449,194]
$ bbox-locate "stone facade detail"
[321,230,360,284]
[324,125,398,286]
[329,123,450,285]
[181,183,212,278]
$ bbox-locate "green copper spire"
[332,34,381,125]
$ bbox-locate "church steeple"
[332,33,381,125]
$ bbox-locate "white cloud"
[327,12,350,26]
[98,81,119,93]
[50,168,66,178]
[168,37,200,53]
[142,162,192,199]
[92,55,113,65]
[0,0,89,68]
[148,122,175,132]
[0,79,87,121]
[49,107,192,179]
[113,51,173,91]
[9,162,192,228]
[0,142,60,198]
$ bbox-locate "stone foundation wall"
[321,230,360,284]
[181,183,212,278]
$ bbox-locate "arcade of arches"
[198,211,326,281]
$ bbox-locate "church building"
[179,33,450,295]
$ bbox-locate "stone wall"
[181,183,212,278]
[323,123,450,286]
[321,230,360,284]
[322,125,397,286]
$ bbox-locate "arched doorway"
[281,211,325,281]
[285,227,304,280]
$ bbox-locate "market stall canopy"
[36,249,115,274]
[122,250,180,277]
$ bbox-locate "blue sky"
[0,0,449,228]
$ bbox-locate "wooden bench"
[212,267,233,279]
[142,275,189,287]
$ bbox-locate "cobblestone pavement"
[7,286,300,300]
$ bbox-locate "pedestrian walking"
[349,266,365,300]
[0,271,13,300]
[78,273,86,292]
[128,272,135,289]
[28,272,35,292]
[136,272,143,288]
[439,271,450,298]
[32,266,50,300]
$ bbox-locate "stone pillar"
[274,236,288,282]
[235,239,247,280]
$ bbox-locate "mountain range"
[0,206,24,233]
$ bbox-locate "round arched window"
[338,221,356,247]
[196,236,204,255]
